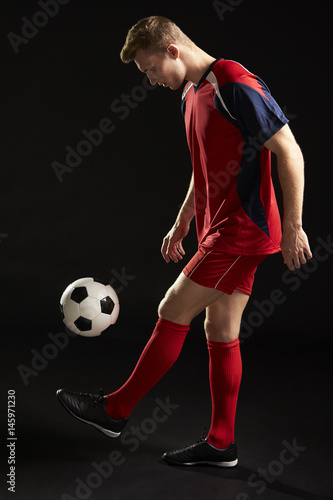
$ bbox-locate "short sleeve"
[217,80,289,144]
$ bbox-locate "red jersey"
[181,58,289,255]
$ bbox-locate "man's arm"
[264,124,312,271]
[161,173,195,263]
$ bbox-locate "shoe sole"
[164,458,238,467]
[56,390,120,438]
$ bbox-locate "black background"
[1,1,332,499]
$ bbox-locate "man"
[57,16,312,467]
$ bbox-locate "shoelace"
[93,388,105,405]
[187,427,208,448]
[198,427,208,443]
[170,428,208,454]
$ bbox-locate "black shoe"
[162,437,238,467]
[56,388,128,438]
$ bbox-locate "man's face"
[134,47,186,90]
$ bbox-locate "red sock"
[206,338,242,449]
[106,318,189,419]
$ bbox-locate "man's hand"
[162,172,194,263]
[281,224,312,271]
[161,221,190,263]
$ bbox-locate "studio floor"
[2,324,332,500]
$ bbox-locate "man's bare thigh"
[158,272,225,324]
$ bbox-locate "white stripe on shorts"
[214,255,242,289]
[186,249,213,278]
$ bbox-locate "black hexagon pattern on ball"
[100,296,114,315]
[71,287,88,304]
[74,316,92,331]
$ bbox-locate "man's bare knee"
[157,296,170,319]
[204,317,239,342]
[204,290,249,342]
[158,289,193,325]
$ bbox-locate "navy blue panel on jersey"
[219,82,289,144]
[181,98,186,117]
[236,150,270,237]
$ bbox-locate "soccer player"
[57,16,312,467]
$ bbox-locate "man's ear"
[166,44,180,59]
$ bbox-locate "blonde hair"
[120,16,194,63]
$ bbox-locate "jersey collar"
[193,58,223,92]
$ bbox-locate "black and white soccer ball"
[60,277,119,337]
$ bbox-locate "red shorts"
[183,246,267,295]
